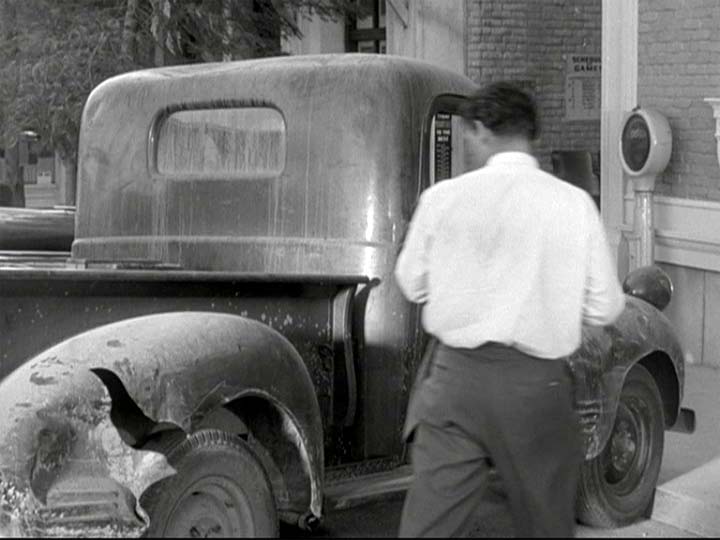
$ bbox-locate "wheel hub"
[610,418,637,477]
[189,516,223,538]
[164,476,253,538]
[602,398,649,492]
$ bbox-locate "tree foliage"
[0,0,366,165]
[0,0,130,161]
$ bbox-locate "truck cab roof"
[74,54,477,274]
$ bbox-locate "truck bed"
[0,250,71,268]
[0,264,370,434]
[0,206,74,251]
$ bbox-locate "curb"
[652,456,720,537]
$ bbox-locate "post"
[601,0,638,278]
[633,187,654,267]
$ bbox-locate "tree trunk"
[121,0,139,60]
[4,143,25,208]
[236,0,260,60]
[222,0,233,61]
[0,0,25,207]
[151,0,168,66]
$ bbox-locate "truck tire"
[142,429,278,538]
[576,364,664,527]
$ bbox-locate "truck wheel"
[576,364,664,527]
[142,429,278,538]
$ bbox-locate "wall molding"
[623,194,720,273]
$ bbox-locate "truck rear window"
[155,107,285,178]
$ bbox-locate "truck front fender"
[569,296,686,460]
[0,312,323,535]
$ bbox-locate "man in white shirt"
[395,82,625,538]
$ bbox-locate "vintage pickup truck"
[0,54,694,537]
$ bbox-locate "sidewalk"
[579,364,720,537]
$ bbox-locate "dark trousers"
[398,342,582,538]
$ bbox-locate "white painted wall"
[282,1,466,75]
[386,0,465,74]
[281,13,345,56]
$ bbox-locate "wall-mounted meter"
[619,107,672,190]
[619,107,672,269]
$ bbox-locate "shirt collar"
[486,151,539,169]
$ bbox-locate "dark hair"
[458,82,539,140]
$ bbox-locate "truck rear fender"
[0,312,324,533]
[90,313,323,520]
[92,368,318,526]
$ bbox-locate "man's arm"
[583,197,626,326]
[394,193,433,304]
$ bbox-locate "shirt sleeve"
[394,192,434,304]
[582,196,626,326]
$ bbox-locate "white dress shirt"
[394,151,625,359]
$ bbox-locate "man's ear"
[475,121,493,143]
[466,118,483,134]
[462,119,485,144]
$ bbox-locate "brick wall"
[466,0,601,173]
[638,0,720,201]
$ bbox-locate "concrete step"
[577,519,700,538]
[652,456,720,537]
[324,465,412,511]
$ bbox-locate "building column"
[601,0,638,277]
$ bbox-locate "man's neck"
[489,136,533,156]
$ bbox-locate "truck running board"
[324,465,413,511]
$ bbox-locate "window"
[347,0,386,54]
[155,107,286,178]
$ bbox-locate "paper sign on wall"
[565,54,601,121]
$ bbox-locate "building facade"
[290,0,720,367]
[287,0,602,174]
[1,1,712,366]
[611,0,720,368]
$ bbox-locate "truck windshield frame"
[420,94,473,190]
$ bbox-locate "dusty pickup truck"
[0,54,695,537]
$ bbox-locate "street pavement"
[281,364,720,538]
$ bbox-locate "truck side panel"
[0,270,366,466]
